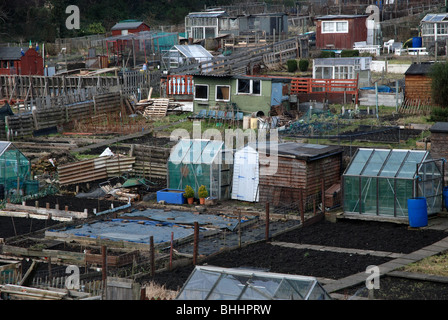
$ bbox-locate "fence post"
[265,202,270,241]
[150,236,155,277]
[101,245,107,299]
[193,221,199,265]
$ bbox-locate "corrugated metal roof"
[0,47,26,60]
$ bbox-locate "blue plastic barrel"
[412,37,422,48]
[443,187,448,209]
[407,197,428,228]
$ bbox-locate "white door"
[231,146,259,202]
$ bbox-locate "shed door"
[231,147,259,202]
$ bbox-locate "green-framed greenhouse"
[0,141,35,199]
[167,139,233,200]
[343,148,444,219]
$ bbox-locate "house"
[313,57,372,88]
[255,142,343,207]
[163,45,213,70]
[404,62,434,105]
[185,10,232,41]
[192,74,293,116]
[420,13,448,52]
[315,15,368,50]
[0,47,43,76]
[111,20,150,36]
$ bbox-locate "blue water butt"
[443,187,448,209]
[412,37,422,48]
[407,197,428,228]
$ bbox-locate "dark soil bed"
[339,276,448,300]
[0,216,60,239]
[273,219,448,254]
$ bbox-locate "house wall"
[192,77,272,115]
[404,74,432,103]
[0,60,21,75]
[20,49,43,76]
[111,24,150,36]
[429,131,448,179]
[258,153,342,207]
[316,17,367,50]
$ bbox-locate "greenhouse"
[343,148,444,219]
[167,139,233,200]
[176,266,332,300]
[0,141,34,199]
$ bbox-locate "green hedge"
[341,49,360,57]
[287,59,298,72]
[298,59,309,72]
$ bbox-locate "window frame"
[194,84,209,101]
[321,20,349,34]
[215,85,231,102]
[236,79,262,96]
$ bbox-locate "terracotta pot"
[199,198,205,205]
[187,197,194,204]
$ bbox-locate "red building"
[111,20,150,36]
[0,47,44,76]
[315,15,367,50]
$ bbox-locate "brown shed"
[429,122,448,179]
[404,62,434,105]
[315,15,367,50]
[257,142,343,207]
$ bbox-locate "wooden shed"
[315,15,367,50]
[111,20,150,36]
[257,142,343,207]
[404,62,434,105]
[0,47,43,76]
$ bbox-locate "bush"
[287,59,298,72]
[430,62,448,108]
[298,59,309,72]
[183,185,194,198]
[341,49,360,57]
[319,51,336,58]
[198,185,208,199]
[429,106,448,122]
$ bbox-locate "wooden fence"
[5,92,123,139]
[130,144,170,180]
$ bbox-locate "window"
[237,79,261,95]
[216,85,230,101]
[322,20,348,34]
[194,84,209,100]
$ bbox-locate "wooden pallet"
[142,98,169,118]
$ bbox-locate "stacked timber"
[57,155,135,185]
[130,144,170,180]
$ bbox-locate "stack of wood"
[32,150,77,176]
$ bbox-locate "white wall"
[370,61,410,74]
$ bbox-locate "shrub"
[287,59,298,72]
[341,49,359,57]
[430,62,448,108]
[298,59,309,72]
[319,51,336,58]
[429,106,448,122]
[198,185,208,198]
[183,185,194,198]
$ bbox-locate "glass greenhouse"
[167,139,233,199]
[0,142,33,199]
[176,266,332,300]
[343,148,444,218]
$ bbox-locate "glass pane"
[345,149,373,175]
[378,178,396,216]
[252,80,261,95]
[343,176,360,213]
[361,177,377,215]
[362,149,390,177]
[379,150,408,177]
[397,151,427,178]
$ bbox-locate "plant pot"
[187,197,194,204]
[199,198,205,205]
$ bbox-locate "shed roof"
[421,13,448,23]
[429,122,448,133]
[187,11,229,18]
[256,142,342,161]
[404,62,434,75]
[315,14,367,20]
[111,20,148,30]
[0,47,27,60]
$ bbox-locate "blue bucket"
[407,197,428,228]
[443,187,448,209]
[412,37,422,48]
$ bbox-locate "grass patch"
[401,250,448,277]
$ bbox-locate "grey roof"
[256,142,343,161]
[315,14,367,20]
[111,21,148,30]
[404,62,434,75]
[430,122,448,133]
[0,47,27,60]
